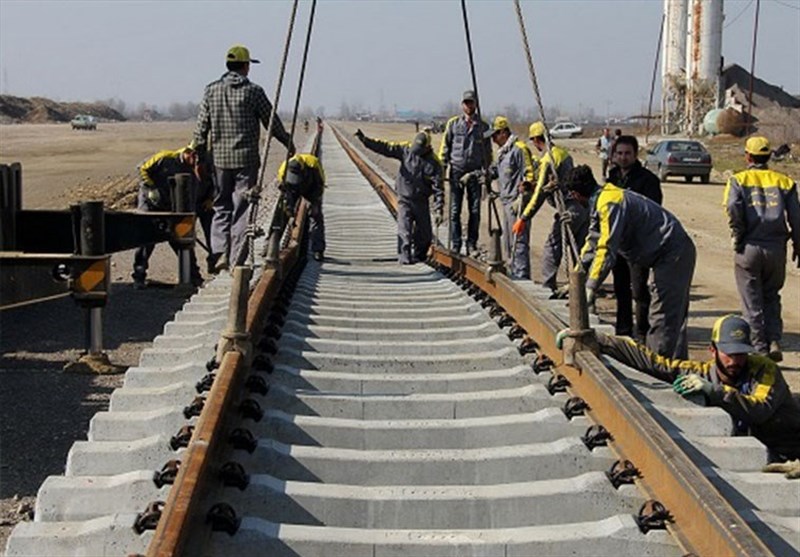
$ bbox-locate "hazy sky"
[1,0,798,118]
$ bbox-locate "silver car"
[643,139,712,183]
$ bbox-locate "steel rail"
[145,131,321,557]
[331,123,773,557]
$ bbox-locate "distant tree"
[339,101,352,120]
[166,101,198,121]
[316,106,326,119]
[440,100,459,117]
[503,104,521,124]
[103,97,127,117]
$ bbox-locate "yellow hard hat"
[745,136,770,155]
[529,121,546,139]
[226,44,260,64]
[492,116,510,132]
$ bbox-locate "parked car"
[643,139,712,183]
[71,115,97,130]
[549,122,583,139]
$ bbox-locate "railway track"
[5,125,798,557]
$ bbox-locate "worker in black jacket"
[608,135,663,340]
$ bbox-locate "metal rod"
[178,250,192,285]
[645,13,666,145]
[172,174,194,285]
[745,0,760,134]
[88,307,103,355]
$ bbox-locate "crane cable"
[234,0,298,267]
[278,0,318,254]
[459,0,503,258]
[512,0,581,272]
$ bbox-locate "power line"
[724,0,754,29]
[772,0,800,10]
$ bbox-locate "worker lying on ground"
[556,314,800,477]
[132,145,204,289]
[278,154,326,261]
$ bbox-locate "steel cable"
[234,0,299,268]
[512,0,581,274]
[459,0,502,258]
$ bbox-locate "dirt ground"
[336,121,800,388]
[0,121,302,547]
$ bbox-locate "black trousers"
[612,256,651,338]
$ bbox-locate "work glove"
[145,188,161,207]
[512,218,527,236]
[459,171,476,186]
[287,141,296,158]
[542,179,558,194]
[793,245,800,269]
[246,186,262,202]
[555,328,570,350]
[354,129,365,141]
[585,287,597,314]
[730,236,743,254]
[434,211,443,226]
[549,284,569,300]
[762,459,800,480]
[672,373,713,397]
[558,210,573,225]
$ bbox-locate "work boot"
[768,341,783,362]
[209,253,229,274]
[313,251,324,262]
[132,272,146,290]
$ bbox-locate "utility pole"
[745,0,761,134]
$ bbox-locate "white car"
[549,122,583,139]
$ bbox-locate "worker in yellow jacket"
[723,136,800,362]
[278,153,326,261]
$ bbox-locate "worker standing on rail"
[356,129,444,264]
[724,136,800,363]
[193,44,295,273]
[438,90,492,256]
[132,145,204,289]
[278,154,326,262]
[566,165,695,359]
[608,135,663,340]
[512,121,586,297]
[557,315,800,473]
[486,116,536,279]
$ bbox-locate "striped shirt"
[193,71,292,169]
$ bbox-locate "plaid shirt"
[193,71,292,169]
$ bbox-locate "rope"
[459,0,502,253]
[512,0,580,274]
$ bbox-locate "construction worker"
[608,135,663,340]
[132,145,203,289]
[512,121,587,295]
[438,90,492,255]
[566,165,695,359]
[724,136,800,362]
[278,154,326,262]
[556,315,800,471]
[356,129,444,264]
[486,116,536,279]
[193,44,295,272]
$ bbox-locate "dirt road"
[338,121,800,383]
